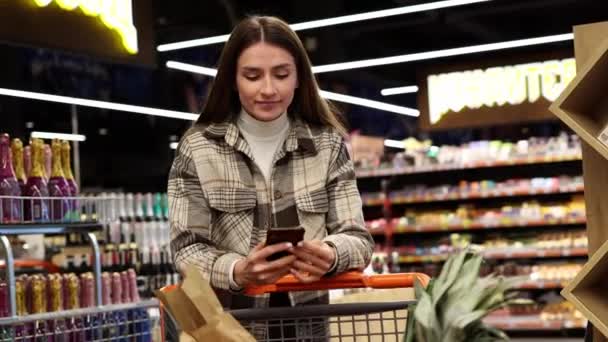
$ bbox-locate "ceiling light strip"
[381,86,419,96]
[0,88,199,121]
[157,0,493,51]
[312,33,574,73]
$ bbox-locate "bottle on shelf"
[112,272,128,342]
[81,273,100,340]
[15,277,32,340]
[125,193,136,245]
[133,193,151,295]
[128,268,151,341]
[159,192,177,285]
[43,144,52,182]
[117,193,135,271]
[61,141,79,221]
[24,145,32,179]
[65,274,85,342]
[0,283,12,339]
[31,276,49,341]
[107,193,121,245]
[130,193,144,271]
[12,138,27,194]
[47,274,67,341]
[48,139,72,222]
[148,192,164,295]
[24,139,50,222]
[100,273,118,339]
[0,133,22,224]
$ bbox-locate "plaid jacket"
[168,117,374,309]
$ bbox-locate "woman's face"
[236,42,298,121]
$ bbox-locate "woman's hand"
[233,242,296,287]
[290,240,337,283]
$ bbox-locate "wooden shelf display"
[550,28,608,162]
[550,21,608,341]
[562,238,608,338]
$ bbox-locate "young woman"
[168,15,374,339]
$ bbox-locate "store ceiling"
[153,0,608,89]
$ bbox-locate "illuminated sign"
[427,58,576,125]
[32,0,138,54]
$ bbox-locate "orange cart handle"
[244,271,430,295]
[0,259,60,273]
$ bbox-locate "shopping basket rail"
[243,271,430,295]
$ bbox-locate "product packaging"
[155,265,255,342]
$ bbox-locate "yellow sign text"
[32,0,138,54]
[427,58,576,124]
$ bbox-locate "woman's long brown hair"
[197,16,346,136]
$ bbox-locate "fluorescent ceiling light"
[166,61,217,76]
[170,142,179,150]
[31,131,86,142]
[381,86,419,96]
[312,33,575,73]
[384,139,405,149]
[319,90,419,117]
[157,0,493,51]
[0,88,199,121]
[166,61,419,117]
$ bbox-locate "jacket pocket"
[206,187,257,254]
[295,187,329,239]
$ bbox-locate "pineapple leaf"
[414,289,441,342]
[404,304,417,342]
[432,249,469,305]
[442,254,484,324]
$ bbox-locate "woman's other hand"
[290,240,337,283]
[233,243,296,287]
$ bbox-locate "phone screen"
[265,227,305,261]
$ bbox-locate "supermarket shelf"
[514,280,566,290]
[369,217,586,236]
[398,247,588,264]
[355,155,582,179]
[362,185,584,207]
[0,222,103,235]
[484,315,586,331]
[0,299,159,325]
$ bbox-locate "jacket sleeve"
[322,138,374,274]
[168,135,243,291]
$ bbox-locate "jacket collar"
[202,116,318,155]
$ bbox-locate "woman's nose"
[260,76,277,96]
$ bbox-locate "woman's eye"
[276,74,289,79]
[245,75,259,81]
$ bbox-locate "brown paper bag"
[156,265,256,342]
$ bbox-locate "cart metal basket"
[160,271,430,342]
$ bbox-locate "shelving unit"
[357,151,587,337]
[369,217,586,235]
[0,195,159,339]
[356,154,582,179]
[394,247,588,264]
[362,183,584,207]
[484,315,586,331]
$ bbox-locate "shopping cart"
[160,271,430,342]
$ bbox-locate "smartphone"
[265,227,305,261]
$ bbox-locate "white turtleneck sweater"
[230,108,290,290]
[237,108,290,184]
